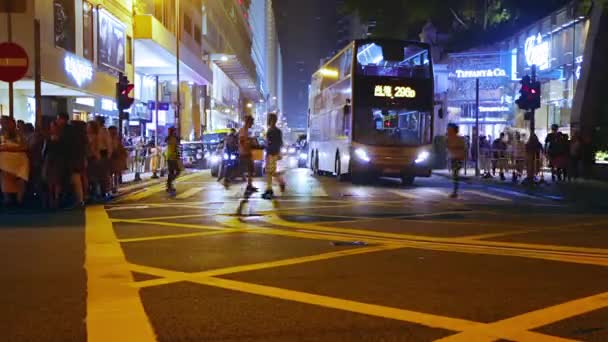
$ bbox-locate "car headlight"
[281,147,287,154]
[210,155,220,164]
[354,148,371,163]
[230,155,236,160]
[299,153,308,160]
[223,153,229,160]
[288,147,296,154]
[204,152,211,159]
[415,151,430,164]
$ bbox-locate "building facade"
[0,0,135,127]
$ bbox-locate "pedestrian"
[479,136,492,178]
[239,115,258,193]
[96,116,113,199]
[86,120,100,202]
[219,129,238,185]
[65,119,88,209]
[510,132,526,182]
[525,133,543,183]
[569,132,582,181]
[262,113,286,200]
[109,126,127,194]
[165,127,180,195]
[446,123,465,198]
[43,121,63,209]
[545,124,561,182]
[492,133,508,180]
[0,117,29,207]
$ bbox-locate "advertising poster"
[98,9,125,72]
[54,0,75,52]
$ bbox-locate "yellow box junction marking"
[85,206,156,341]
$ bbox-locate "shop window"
[82,1,94,61]
[183,14,192,36]
[126,36,133,65]
[194,25,202,45]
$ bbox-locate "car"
[180,141,206,169]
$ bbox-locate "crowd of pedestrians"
[0,114,128,210]
[467,124,583,184]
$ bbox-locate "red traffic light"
[122,84,134,96]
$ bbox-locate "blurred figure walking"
[262,113,286,200]
[446,123,465,198]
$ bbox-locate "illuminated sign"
[374,85,416,99]
[319,68,339,78]
[524,33,550,70]
[101,99,117,111]
[75,97,95,107]
[64,55,93,87]
[455,68,507,78]
[575,56,583,80]
[479,106,510,113]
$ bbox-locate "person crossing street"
[446,123,466,198]
[262,113,286,200]
[165,127,180,195]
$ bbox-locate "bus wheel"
[401,176,415,186]
[314,152,321,175]
[336,155,349,182]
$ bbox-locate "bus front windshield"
[354,107,431,146]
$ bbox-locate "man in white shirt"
[446,123,466,198]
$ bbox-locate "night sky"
[275,0,340,129]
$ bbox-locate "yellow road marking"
[457,229,539,241]
[118,173,200,202]
[118,229,242,243]
[135,213,218,222]
[175,186,205,199]
[130,245,398,288]
[437,291,608,341]
[85,206,156,341]
[111,218,227,231]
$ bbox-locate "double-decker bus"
[307,39,434,184]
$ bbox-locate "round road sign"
[0,42,29,83]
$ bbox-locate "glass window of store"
[512,5,589,140]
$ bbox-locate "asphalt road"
[2,163,608,341]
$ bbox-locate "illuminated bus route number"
[374,85,416,99]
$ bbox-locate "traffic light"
[515,75,531,110]
[530,80,541,110]
[116,73,135,112]
[516,75,542,111]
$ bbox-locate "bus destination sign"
[373,85,416,99]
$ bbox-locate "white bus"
[308,39,435,185]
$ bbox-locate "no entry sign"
[0,42,29,83]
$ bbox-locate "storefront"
[504,3,589,141]
[447,50,517,140]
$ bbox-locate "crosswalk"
[118,172,556,206]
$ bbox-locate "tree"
[342,0,573,45]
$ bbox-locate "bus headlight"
[223,153,230,160]
[299,153,308,160]
[415,151,430,164]
[210,155,220,164]
[288,147,296,154]
[354,148,371,163]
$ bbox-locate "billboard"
[98,9,125,72]
[54,0,75,52]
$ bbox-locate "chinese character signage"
[374,85,416,99]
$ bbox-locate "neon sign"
[479,106,510,113]
[524,33,550,70]
[454,68,507,78]
[374,85,416,99]
[64,55,93,87]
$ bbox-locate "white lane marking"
[176,187,205,199]
[465,190,511,202]
[388,190,420,199]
